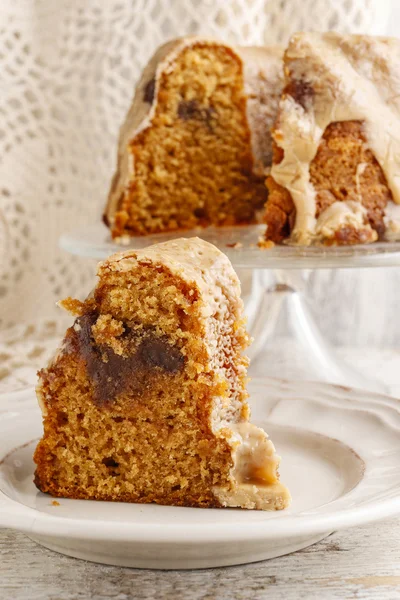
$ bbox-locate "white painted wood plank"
[1,520,400,600]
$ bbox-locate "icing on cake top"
[271,32,400,245]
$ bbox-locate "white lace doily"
[0,318,70,394]
[0,0,392,391]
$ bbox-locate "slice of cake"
[34,238,290,510]
[264,32,400,246]
[104,37,283,238]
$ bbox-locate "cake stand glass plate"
[1,379,399,570]
[60,222,400,269]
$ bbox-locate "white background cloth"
[0,0,397,392]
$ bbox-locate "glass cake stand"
[60,223,400,393]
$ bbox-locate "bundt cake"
[104,37,283,239]
[34,238,290,510]
[265,32,400,246]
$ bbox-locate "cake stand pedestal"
[243,269,382,390]
[60,223,400,393]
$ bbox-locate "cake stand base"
[243,270,386,394]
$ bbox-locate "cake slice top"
[271,32,400,245]
[98,236,241,322]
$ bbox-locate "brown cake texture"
[265,32,400,246]
[34,238,290,510]
[104,37,283,239]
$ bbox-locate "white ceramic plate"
[1,379,400,569]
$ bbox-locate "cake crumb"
[51,500,60,506]
[226,242,243,249]
[257,238,275,249]
[58,297,86,316]
[92,314,125,348]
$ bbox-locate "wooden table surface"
[1,347,400,600]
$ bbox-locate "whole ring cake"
[34,238,290,510]
[104,37,283,238]
[103,33,400,247]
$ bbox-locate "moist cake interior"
[110,43,268,237]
